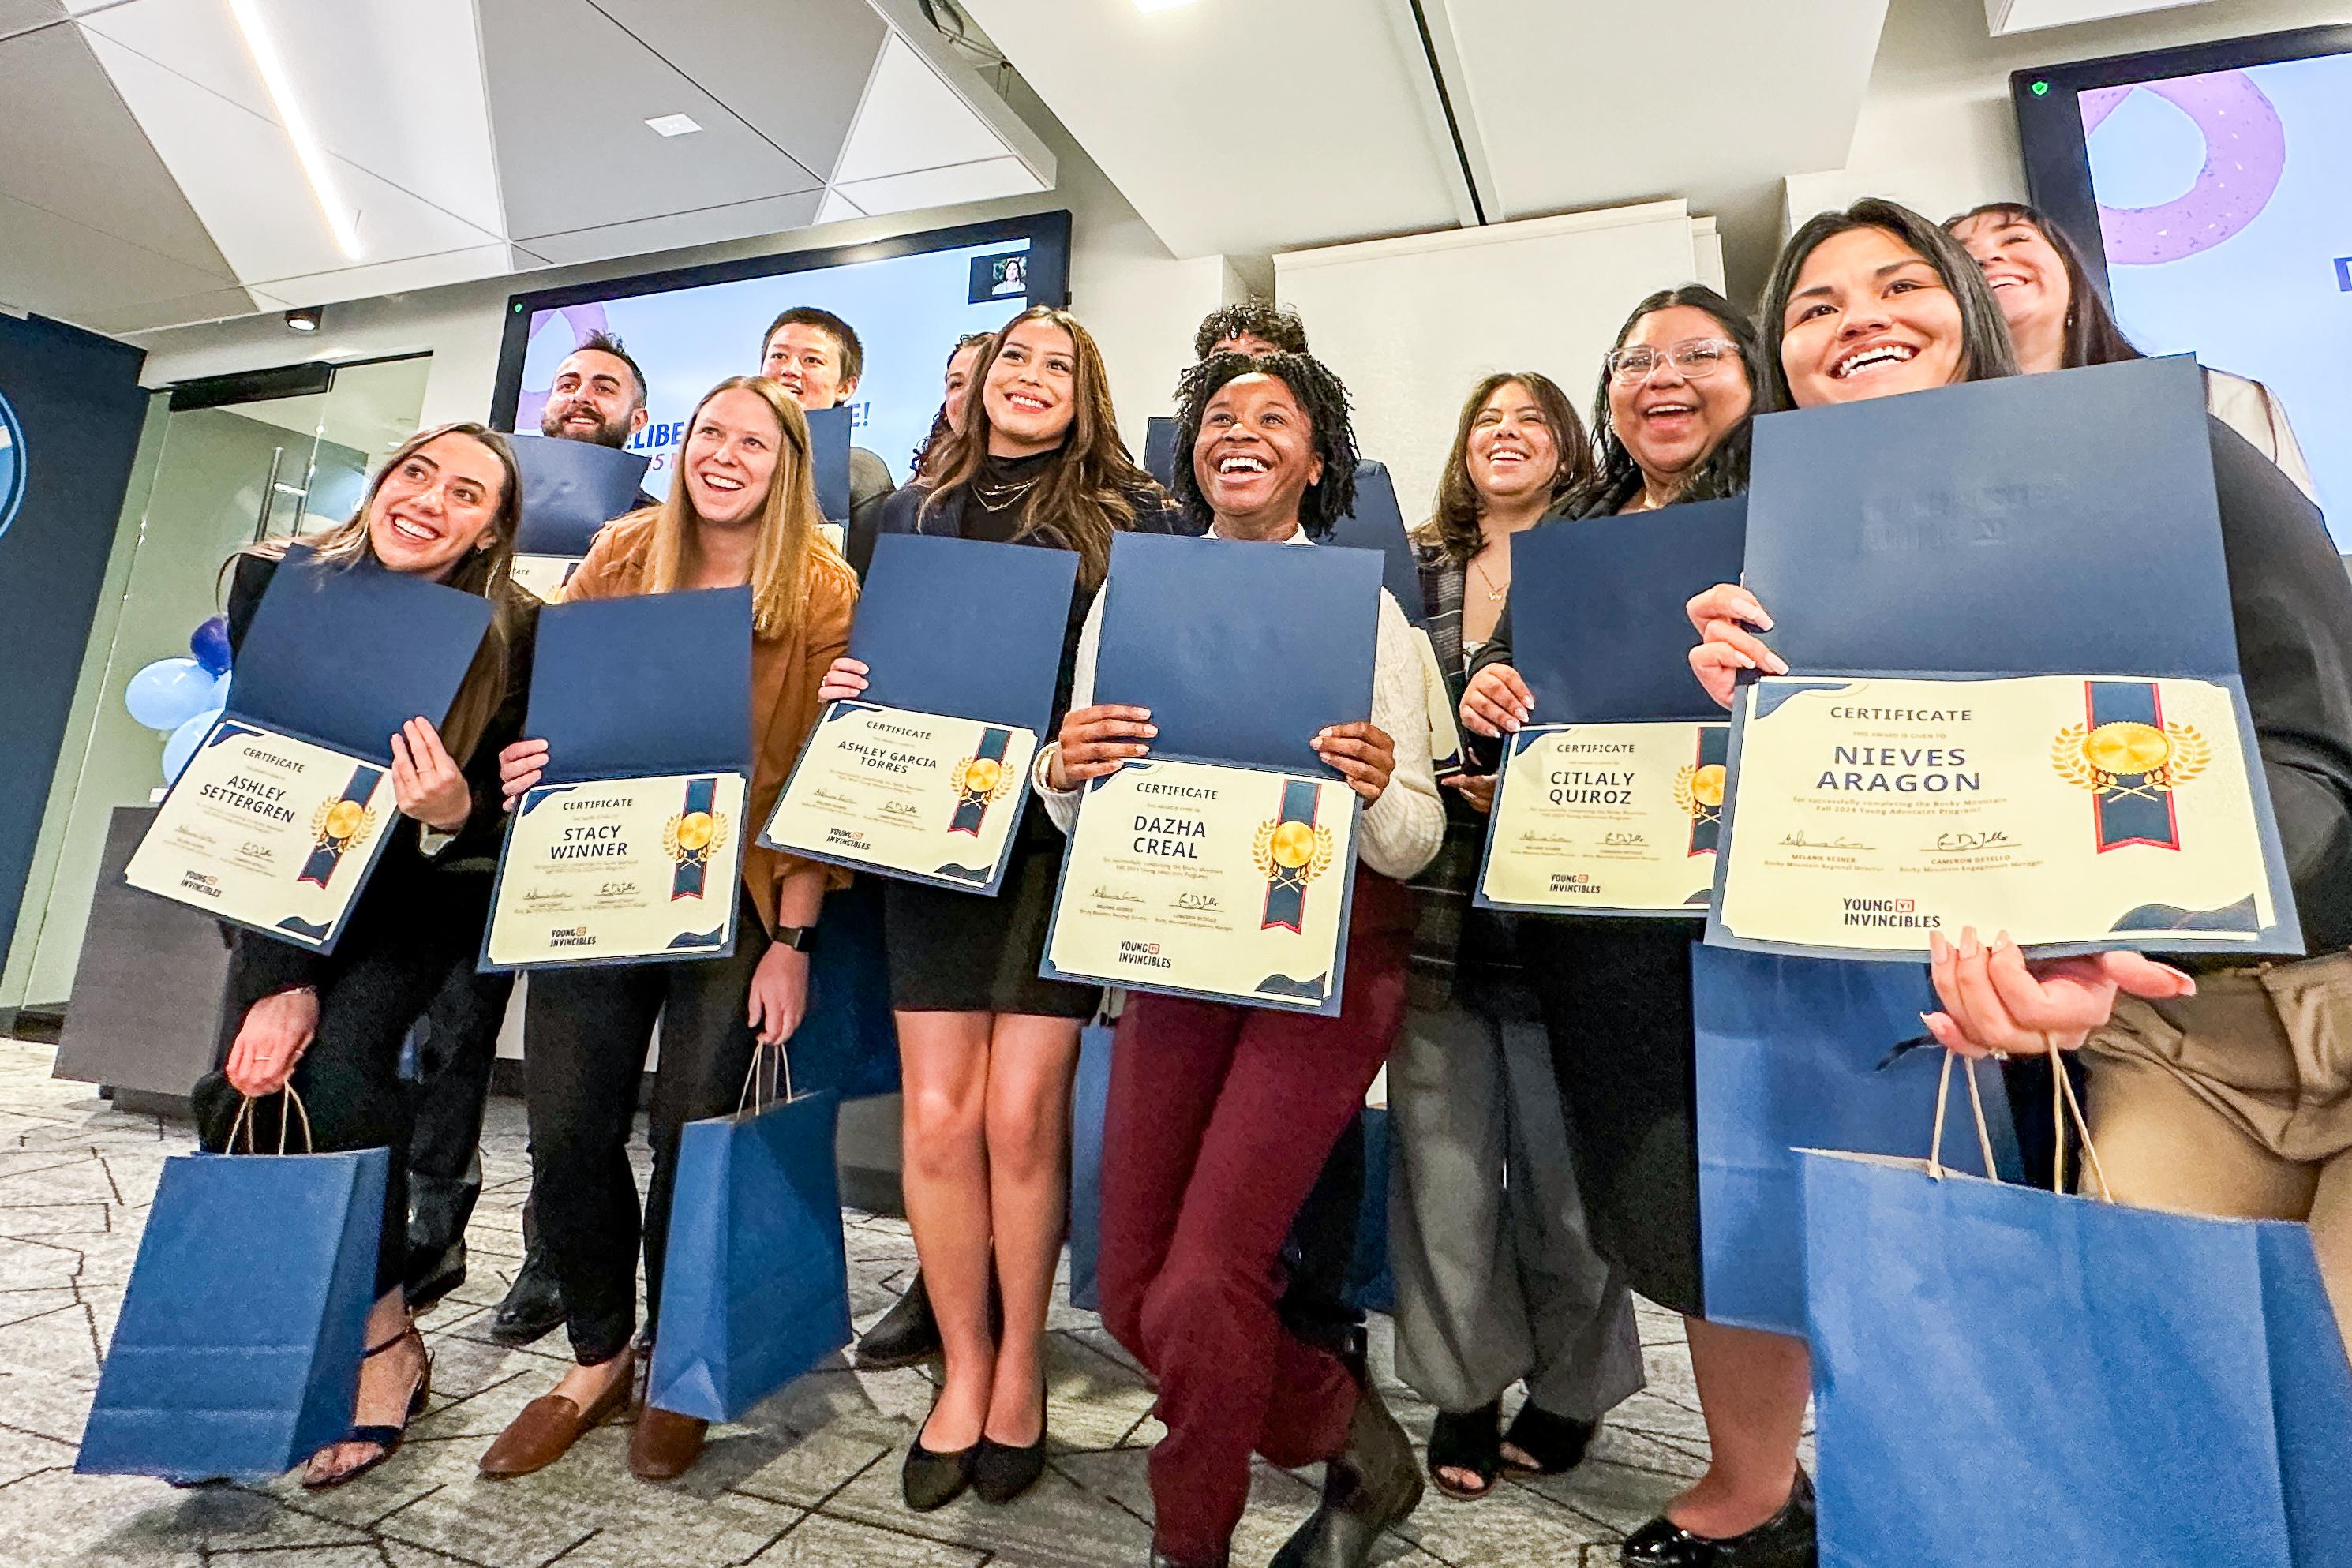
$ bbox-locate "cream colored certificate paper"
[1478,722,1725,915]
[761,702,1038,892]
[485,772,747,967]
[1414,628,1466,776]
[1714,675,2271,954]
[124,720,397,949]
[509,554,582,604]
[1043,758,1361,1013]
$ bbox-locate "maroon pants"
[1099,871,1413,1564]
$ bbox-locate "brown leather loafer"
[478,1372,631,1479]
[627,1404,708,1481]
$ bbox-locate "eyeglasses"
[1607,339,1738,384]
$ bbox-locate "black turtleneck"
[959,448,1058,545]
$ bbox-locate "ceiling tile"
[479,0,822,241]
[72,283,274,335]
[0,0,63,42]
[832,29,1009,183]
[515,190,828,267]
[0,188,253,327]
[245,243,520,310]
[834,155,1042,218]
[591,0,886,181]
[814,187,865,226]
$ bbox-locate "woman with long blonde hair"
[819,307,1183,1510]
[206,422,537,1489]
[480,376,859,1485]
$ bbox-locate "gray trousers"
[1387,1001,1645,1418]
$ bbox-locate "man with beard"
[759,306,895,575]
[406,330,659,1345]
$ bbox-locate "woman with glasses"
[1459,288,1815,1567]
[1389,372,1644,1503]
[1945,201,2317,503]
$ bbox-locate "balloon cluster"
[125,616,233,784]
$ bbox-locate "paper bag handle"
[736,1040,796,1117]
[1926,1049,2112,1202]
[225,1087,315,1155]
[1927,1050,2001,1184]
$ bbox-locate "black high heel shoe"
[1620,1469,1816,1568]
[303,1327,430,1489]
[1426,1400,1504,1500]
[1500,1402,1598,1476]
[902,1396,979,1511]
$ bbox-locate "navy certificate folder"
[1742,357,2232,679]
[851,534,1079,738]
[510,433,653,558]
[1328,462,1421,628]
[234,546,495,762]
[528,587,751,781]
[1143,416,1178,491]
[1511,496,1746,724]
[1092,531,1381,776]
[806,406,853,524]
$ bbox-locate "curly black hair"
[1190,300,1309,361]
[1171,350,1358,538]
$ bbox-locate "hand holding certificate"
[760,533,1077,893]
[1475,497,1745,915]
[1040,533,1381,1014]
[123,548,494,952]
[1708,358,2300,960]
[507,433,652,602]
[483,587,753,969]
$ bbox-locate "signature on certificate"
[1601,832,1647,847]
[1781,830,1870,851]
[1934,829,2012,851]
[1176,893,1222,912]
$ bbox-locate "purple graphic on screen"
[2081,70,2287,265]
[514,303,613,432]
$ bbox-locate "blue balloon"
[163,706,224,785]
[125,657,216,732]
[206,669,232,713]
[189,615,233,675]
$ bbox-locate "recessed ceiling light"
[645,113,703,137]
[1135,0,1198,9]
[284,306,323,333]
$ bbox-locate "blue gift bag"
[80,1136,386,1481]
[792,879,899,1102]
[1343,1106,1395,1317]
[1692,945,2013,1334]
[1066,1024,1115,1312]
[1801,1064,2352,1568]
[646,1052,853,1423]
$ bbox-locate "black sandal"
[1498,1403,1597,1476]
[1425,1400,1503,1500]
[303,1327,431,1489]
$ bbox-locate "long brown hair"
[920,306,1159,590]
[642,376,842,640]
[241,421,525,766]
[1944,201,2144,370]
[1425,372,1592,563]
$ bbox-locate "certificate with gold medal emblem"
[485,586,755,969]
[121,547,493,952]
[1716,357,2303,960]
[483,772,748,967]
[757,533,1078,895]
[1039,758,1361,1014]
[1709,674,2286,957]
[762,702,1039,892]
[1476,722,1728,915]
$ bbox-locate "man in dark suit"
[760,307,894,574]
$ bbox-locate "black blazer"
[219,551,539,1010]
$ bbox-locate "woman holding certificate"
[481,376,856,1483]
[1036,350,1444,1568]
[1391,372,1645,1500]
[817,306,1178,1510]
[1694,199,2352,1348]
[210,423,536,1488]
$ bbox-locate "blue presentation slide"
[515,236,1038,490]
[2082,54,2350,537]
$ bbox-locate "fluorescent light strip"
[224,0,362,260]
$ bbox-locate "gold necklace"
[1470,554,1508,603]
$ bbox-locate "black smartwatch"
[771,924,818,952]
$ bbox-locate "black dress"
[874,453,1180,1017]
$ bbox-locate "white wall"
[1785,0,2351,232]
[126,77,1240,461]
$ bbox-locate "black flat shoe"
[1621,1469,1816,1568]
[1268,1375,1425,1568]
[972,1429,1048,1504]
[489,1248,565,1347]
[903,1392,979,1512]
[856,1270,944,1370]
[1427,1400,1503,1500]
[1500,1402,1597,1476]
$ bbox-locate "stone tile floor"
[0,1036,1750,1568]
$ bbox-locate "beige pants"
[2082,951,2352,1343]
